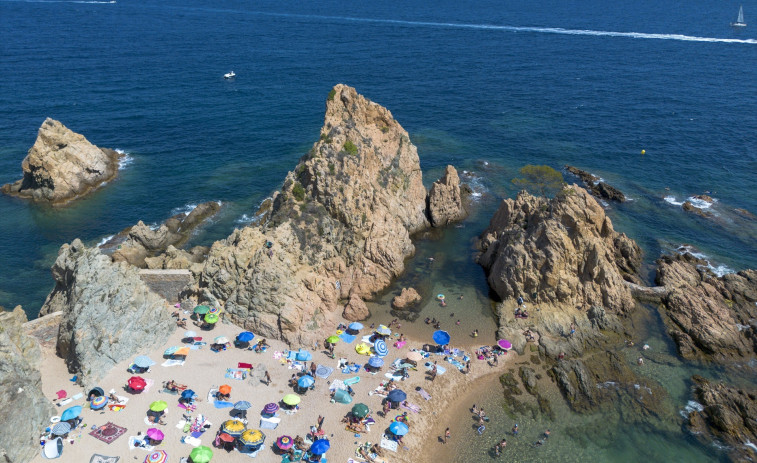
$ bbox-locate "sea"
[1,0,756,460]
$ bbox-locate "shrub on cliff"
[512,164,564,197]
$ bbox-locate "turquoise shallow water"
[1,0,756,460]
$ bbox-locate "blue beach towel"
[214,401,234,408]
[338,333,356,343]
[446,358,465,370]
[315,365,334,379]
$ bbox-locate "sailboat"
[731,5,746,27]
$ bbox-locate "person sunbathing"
[164,380,187,392]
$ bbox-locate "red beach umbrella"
[128,376,147,392]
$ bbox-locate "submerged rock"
[0,307,55,463]
[564,165,626,202]
[656,252,757,363]
[40,239,175,389]
[391,287,422,310]
[1,118,121,204]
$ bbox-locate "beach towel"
[329,380,345,391]
[424,362,446,375]
[89,455,120,463]
[180,435,202,447]
[401,402,422,413]
[379,436,398,452]
[343,376,361,386]
[342,364,361,374]
[214,401,234,409]
[393,341,406,349]
[175,420,187,429]
[417,388,432,401]
[259,416,280,430]
[161,388,179,395]
[446,358,465,370]
[238,362,253,369]
[339,333,356,343]
[127,436,154,451]
[225,368,247,380]
[384,373,403,381]
[360,335,374,345]
[161,359,185,367]
[178,403,196,412]
[315,365,333,379]
[89,422,126,444]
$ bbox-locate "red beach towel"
[238,362,253,369]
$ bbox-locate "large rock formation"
[686,375,757,462]
[1,118,121,204]
[427,165,469,226]
[197,85,460,344]
[392,287,422,310]
[0,307,55,463]
[108,201,220,268]
[656,252,757,363]
[564,166,626,202]
[40,239,175,389]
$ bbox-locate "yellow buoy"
[641,149,646,155]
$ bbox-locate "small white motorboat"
[224,71,236,79]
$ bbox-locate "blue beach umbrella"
[297,375,315,388]
[387,389,407,403]
[134,356,155,368]
[310,439,331,455]
[348,322,363,331]
[432,330,451,345]
[389,421,409,436]
[368,356,384,368]
[237,331,255,342]
[181,389,197,400]
[374,339,388,357]
[61,405,82,421]
[234,400,252,410]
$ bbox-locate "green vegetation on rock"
[512,164,564,197]
[343,140,358,156]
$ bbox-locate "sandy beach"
[29,306,515,463]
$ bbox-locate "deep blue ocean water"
[1,0,756,460]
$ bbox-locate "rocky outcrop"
[196,84,447,344]
[343,294,370,322]
[108,201,220,268]
[391,287,422,310]
[0,307,55,463]
[427,165,468,226]
[1,118,121,204]
[564,166,625,202]
[40,239,175,389]
[686,375,757,462]
[656,252,757,363]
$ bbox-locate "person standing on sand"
[444,427,451,444]
[317,415,324,431]
[264,370,272,386]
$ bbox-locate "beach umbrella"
[325,335,339,344]
[387,389,407,403]
[275,435,293,450]
[214,336,230,344]
[237,331,255,342]
[164,346,180,356]
[189,445,213,463]
[348,322,363,331]
[497,339,512,350]
[90,395,108,410]
[144,450,167,463]
[262,403,279,415]
[433,330,451,345]
[208,306,222,315]
[221,419,246,436]
[146,428,165,441]
[218,433,235,443]
[298,375,315,389]
[389,421,409,436]
[295,349,312,361]
[51,422,71,435]
[239,429,265,446]
[149,400,168,412]
[351,403,370,419]
[368,356,384,368]
[184,330,197,338]
[134,356,155,368]
[181,389,197,400]
[376,325,391,336]
[282,394,301,406]
[233,400,252,410]
[219,384,232,395]
[173,346,190,357]
[407,351,423,362]
[193,305,210,314]
[128,376,147,391]
[88,387,104,398]
[310,439,331,455]
[333,389,353,404]
[60,405,82,421]
[374,339,388,357]
[204,313,219,324]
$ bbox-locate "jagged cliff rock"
[1,118,121,204]
[109,201,220,268]
[656,253,757,362]
[564,166,626,202]
[40,239,174,390]
[0,307,55,463]
[392,287,422,310]
[686,375,757,462]
[428,165,469,226]
[197,84,445,344]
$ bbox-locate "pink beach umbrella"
[497,339,512,350]
[144,450,167,463]
[276,435,294,450]
[146,428,165,441]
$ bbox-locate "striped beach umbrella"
[240,429,265,446]
[208,306,222,314]
[275,435,293,450]
[262,403,279,415]
[374,339,388,357]
[144,450,167,463]
[51,422,71,435]
[221,419,246,436]
[133,356,155,368]
[90,395,108,410]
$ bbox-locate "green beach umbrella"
[204,313,219,324]
[351,403,370,419]
[193,305,210,315]
[189,445,213,463]
[282,394,301,406]
[325,335,339,344]
[149,400,168,412]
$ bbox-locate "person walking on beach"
[317,415,324,431]
[264,370,272,386]
[444,427,451,444]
